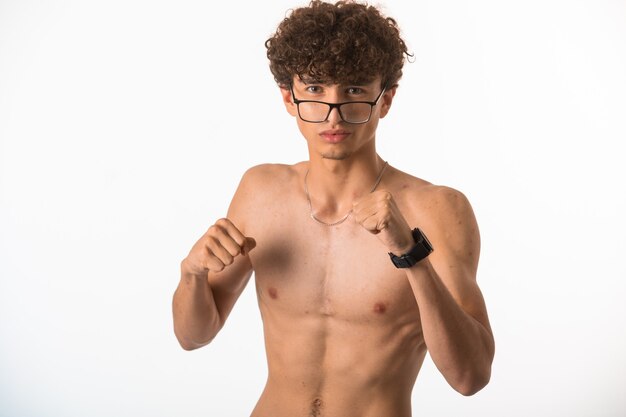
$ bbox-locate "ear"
[379,86,397,119]
[279,86,298,118]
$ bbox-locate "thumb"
[242,237,257,256]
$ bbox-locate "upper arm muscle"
[421,186,491,329]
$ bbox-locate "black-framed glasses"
[290,85,387,124]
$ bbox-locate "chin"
[321,152,351,160]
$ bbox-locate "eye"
[305,85,323,94]
[346,87,364,95]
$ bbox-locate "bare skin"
[172,78,495,417]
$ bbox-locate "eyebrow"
[297,77,372,88]
[297,76,328,85]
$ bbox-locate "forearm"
[406,259,494,395]
[172,263,222,350]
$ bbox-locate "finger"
[241,237,256,257]
[353,205,378,224]
[358,210,390,233]
[353,192,389,215]
[352,194,376,215]
[213,226,244,257]
[215,218,247,248]
[353,198,388,225]
[203,252,225,272]
[205,236,235,267]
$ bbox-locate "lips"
[320,129,351,143]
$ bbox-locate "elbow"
[456,377,490,397]
[179,342,197,351]
[455,331,495,396]
[179,343,202,352]
[172,311,223,352]
[173,324,217,351]
[453,366,492,396]
[176,334,214,351]
[178,338,201,351]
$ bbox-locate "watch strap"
[388,228,434,268]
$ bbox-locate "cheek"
[364,118,380,135]
[296,120,316,141]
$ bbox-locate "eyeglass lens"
[298,102,372,123]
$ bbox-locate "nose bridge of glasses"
[326,103,344,123]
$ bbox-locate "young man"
[172,1,495,416]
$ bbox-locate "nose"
[327,106,343,124]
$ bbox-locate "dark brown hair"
[265,0,412,89]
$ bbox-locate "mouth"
[320,129,351,143]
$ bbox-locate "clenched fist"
[182,218,256,276]
[352,190,414,255]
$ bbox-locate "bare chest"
[247,207,420,322]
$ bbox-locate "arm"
[406,187,494,395]
[353,186,495,395]
[172,170,257,351]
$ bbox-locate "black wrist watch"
[388,228,434,268]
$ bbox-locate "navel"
[268,287,278,300]
[310,397,323,417]
[373,302,387,314]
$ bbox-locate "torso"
[244,162,433,417]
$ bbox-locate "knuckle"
[207,257,224,272]
[182,257,201,274]
[205,234,219,247]
[215,217,230,227]
[207,224,221,236]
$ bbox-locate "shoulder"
[421,185,475,221]
[421,185,480,273]
[234,163,303,202]
[239,163,299,185]
[388,168,479,267]
[420,185,478,251]
[227,163,302,228]
[388,167,474,222]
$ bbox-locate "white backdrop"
[1,0,625,416]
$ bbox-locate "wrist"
[388,228,434,269]
[388,228,415,255]
[180,258,208,280]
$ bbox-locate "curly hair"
[265,0,412,89]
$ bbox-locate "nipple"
[373,302,387,314]
[268,287,278,299]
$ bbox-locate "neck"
[304,152,387,220]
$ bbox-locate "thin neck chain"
[304,161,388,226]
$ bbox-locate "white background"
[1,0,625,416]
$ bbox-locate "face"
[280,76,396,161]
